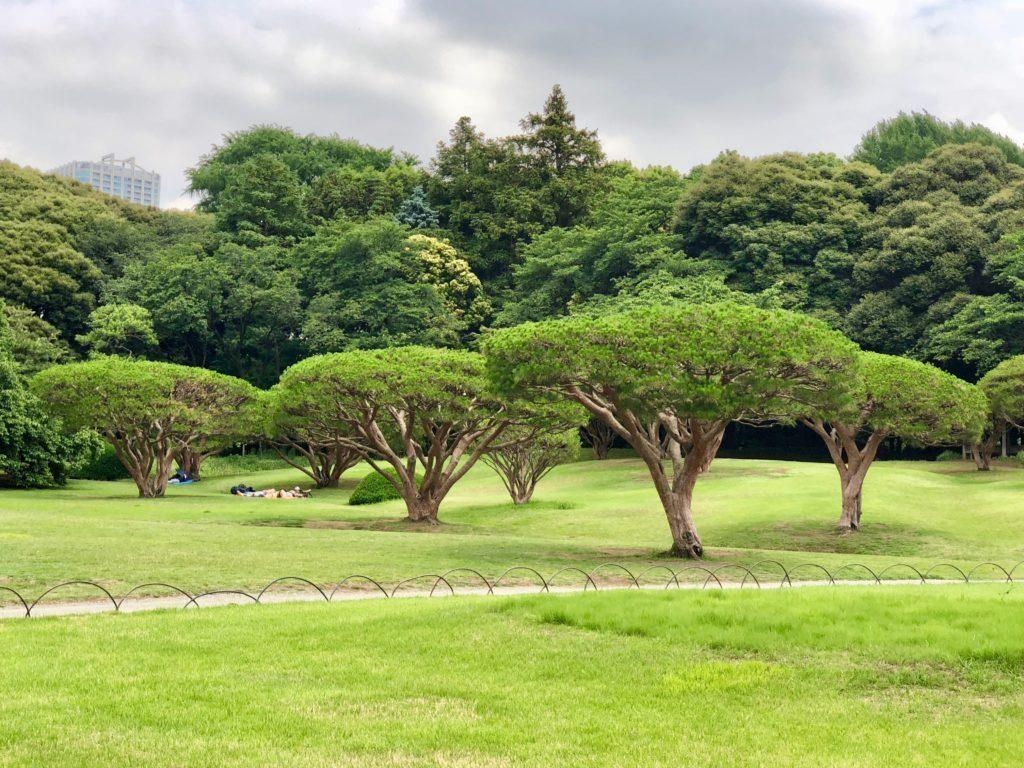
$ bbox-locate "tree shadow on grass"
[709,519,940,557]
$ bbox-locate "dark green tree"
[501,165,690,324]
[297,218,462,352]
[0,305,91,488]
[213,154,309,243]
[514,84,606,228]
[673,151,878,319]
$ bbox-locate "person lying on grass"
[230,485,310,498]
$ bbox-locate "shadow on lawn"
[710,519,937,557]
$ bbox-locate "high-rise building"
[50,154,160,207]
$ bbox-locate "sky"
[2,0,1024,208]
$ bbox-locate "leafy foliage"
[76,303,158,357]
[348,469,405,505]
[978,355,1024,428]
[31,358,258,497]
[486,302,860,554]
[395,185,439,229]
[0,304,92,488]
[852,111,1024,172]
[72,443,131,481]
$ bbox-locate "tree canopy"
[485,302,860,556]
[276,346,557,522]
[0,304,91,488]
[852,111,1024,172]
[2,94,1023,401]
[801,352,986,529]
[31,358,257,497]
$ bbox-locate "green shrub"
[935,449,963,462]
[349,469,404,505]
[73,443,130,481]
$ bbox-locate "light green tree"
[483,427,580,504]
[77,303,158,357]
[485,302,860,557]
[974,355,1024,470]
[32,358,258,497]
[276,347,557,523]
[800,352,986,529]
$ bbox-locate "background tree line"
[4,90,1024,389]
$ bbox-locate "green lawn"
[0,585,1022,766]
[2,456,1024,599]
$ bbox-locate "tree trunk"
[972,444,992,471]
[661,464,703,558]
[837,470,867,531]
[582,419,614,460]
[178,448,204,480]
[510,481,534,505]
[637,423,723,559]
[405,496,440,524]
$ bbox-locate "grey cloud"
[0,0,1022,206]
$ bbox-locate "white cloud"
[983,112,1024,145]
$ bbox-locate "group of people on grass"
[229,484,311,499]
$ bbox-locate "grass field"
[0,585,1022,766]
[2,456,1024,600]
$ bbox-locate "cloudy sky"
[2,0,1023,208]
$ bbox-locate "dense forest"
[3,87,1024,387]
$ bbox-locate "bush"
[0,358,94,488]
[349,469,404,505]
[73,443,130,481]
[935,449,963,462]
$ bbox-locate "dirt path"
[0,577,1000,620]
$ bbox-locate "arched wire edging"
[876,564,926,584]
[256,577,329,603]
[27,581,118,617]
[190,590,259,607]
[966,562,1013,583]
[674,565,723,589]
[587,563,640,589]
[634,565,681,590]
[709,564,760,589]
[1008,561,1024,581]
[744,560,792,588]
[922,564,969,583]
[831,563,881,585]
[491,566,550,593]
[116,583,196,610]
[0,586,29,617]
[431,569,493,596]
[787,564,835,585]
[329,575,390,600]
[546,567,599,592]
[390,575,454,598]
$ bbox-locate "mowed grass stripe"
[2,457,1024,600]
[0,586,1021,766]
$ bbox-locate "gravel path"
[0,577,996,620]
